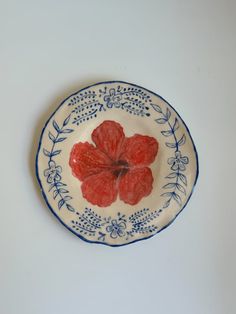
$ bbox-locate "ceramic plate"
[36,81,198,246]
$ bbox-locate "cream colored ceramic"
[36,81,198,246]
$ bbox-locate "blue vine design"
[40,83,192,243]
[71,101,105,125]
[99,85,150,117]
[67,86,150,125]
[71,207,163,241]
[151,103,189,208]
[43,115,75,212]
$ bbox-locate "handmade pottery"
[36,81,198,246]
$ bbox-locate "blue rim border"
[35,80,199,247]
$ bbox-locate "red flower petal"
[69,142,112,181]
[81,171,118,207]
[120,134,158,166]
[118,167,153,205]
[92,120,125,161]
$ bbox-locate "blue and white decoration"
[36,81,198,246]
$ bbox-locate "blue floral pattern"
[168,151,189,171]
[67,85,151,126]
[38,81,198,245]
[71,208,161,242]
[44,161,62,183]
[151,103,189,207]
[42,115,75,212]
[99,86,151,117]
[104,88,123,108]
[106,219,126,238]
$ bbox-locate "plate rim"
[35,80,199,247]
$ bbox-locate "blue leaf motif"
[48,131,56,142]
[163,183,176,189]
[58,188,69,194]
[166,172,178,179]
[150,99,188,211]
[56,182,67,187]
[66,204,75,212]
[179,173,187,185]
[161,130,173,137]
[178,134,186,146]
[63,115,71,126]
[161,192,173,197]
[155,118,167,124]
[53,120,60,133]
[53,190,59,199]
[166,108,171,120]
[172,192,182,205]
[43,148,51,157]
[173,118,179,131]
[55,137,66,143]
[61,129,73,134]
[58,199,65,209]
[64,196,72,201]
[43,117,74,213]
[165,142,176,148]
[51,150,61,156]
[163,199,171,208]
[151,104,162,113]
[176,183,186,194]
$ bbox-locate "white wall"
[1,1,235,313]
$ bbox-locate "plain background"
[1,1,236,313]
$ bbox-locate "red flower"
[69,120,159,207]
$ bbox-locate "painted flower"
[106,219,126,238]
[104,88,122,108]
[44,160,62,183]
[69,120,159,207]
[168,151,189,171]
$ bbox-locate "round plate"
[36,81,199,246]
